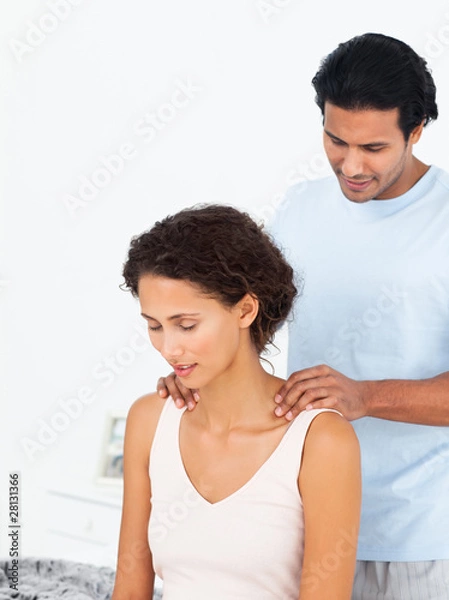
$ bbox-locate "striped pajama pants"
[352,560,449,599]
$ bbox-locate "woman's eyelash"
[147,324,196,332]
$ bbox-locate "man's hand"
[156,372,199,411]
[274,364,369,421]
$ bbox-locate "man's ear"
[409,120,425,145]
[238,293,259,329]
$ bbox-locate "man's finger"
[156,377,169,398]
[284,393,341,420]
[155,372,200,410]
[274,365,333,403]
[303,398,337,412]
[176,379,199,411]
[274,378,333,415]
[165,378,187,407]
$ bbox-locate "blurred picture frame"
[97,413,127,485]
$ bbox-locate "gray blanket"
[0,558,162,599]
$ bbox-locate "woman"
[111,204,361,600]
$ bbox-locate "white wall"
[1,0,449,560]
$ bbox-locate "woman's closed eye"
[147,323,197,332]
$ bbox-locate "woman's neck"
[193,354,283,433]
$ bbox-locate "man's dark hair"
[312,32,438,140]
[122,204,297,355]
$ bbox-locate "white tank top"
[149,399,335,600]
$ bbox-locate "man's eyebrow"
[141,312,200,321]
[324,129,389,147]
[324,129,345,143]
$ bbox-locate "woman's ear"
[238,294,259,329]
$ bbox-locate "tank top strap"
[150,398,185,468]
[150,401,341,481]
[269,407,343,477]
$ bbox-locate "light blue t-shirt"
[270,165,449,561]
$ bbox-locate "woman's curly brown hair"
[121,204,297,355]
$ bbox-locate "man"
[158,33,449,598]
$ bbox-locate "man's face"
[323,103,423,203]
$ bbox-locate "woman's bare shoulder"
[302,410,360,467]
[125,392,167,447]
[128,391,166,419]
[299,410,361,519]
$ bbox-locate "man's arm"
[274,365,449,426]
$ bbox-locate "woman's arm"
[298,412,361,600]
[111,393,165,600]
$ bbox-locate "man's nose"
[341,149,364,178]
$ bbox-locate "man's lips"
[341,176,374,191]
[172,363,197,378]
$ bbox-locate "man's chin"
[338,182,375,204]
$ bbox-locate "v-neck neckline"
[175,407,296,508]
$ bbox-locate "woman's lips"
[172,364,197,378]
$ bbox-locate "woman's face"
[138,274,247,389]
